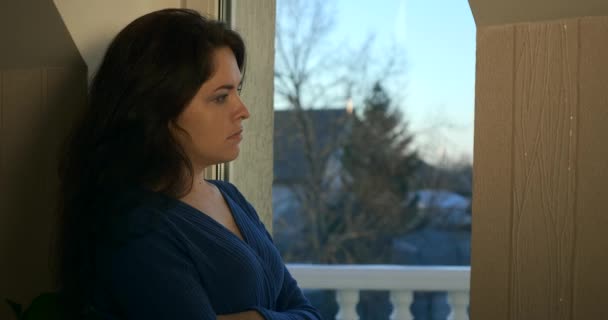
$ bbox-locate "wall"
[0,1,87,318]
[469,0,608,26]
[53,0,219,78]
[470,5,608,319]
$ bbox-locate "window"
[272,0,475,318]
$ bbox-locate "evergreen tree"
[339,82,421,263]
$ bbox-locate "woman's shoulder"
[101,188,181,249]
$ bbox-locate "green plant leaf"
[5,299,23,319]
[22,293,64,320]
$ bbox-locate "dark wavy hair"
[54,8,245,319]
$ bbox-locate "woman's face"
[172,46,250,170]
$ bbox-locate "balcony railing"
[286,264,471,320]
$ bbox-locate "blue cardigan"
[92,180,321,320]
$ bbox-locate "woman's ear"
[168,118,191,143]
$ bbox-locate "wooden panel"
[0,69,49,311]
[573,16,608,320]
[229,0,276,229]
[510,20,578,319]
[0,72,3,212]
[470,25,515,320]
[40,68,87,196]
[468,0,608,27]
[0,67,86,319]
[0,0,84,69]
[0,2,87,319]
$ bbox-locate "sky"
[276,0,477,165]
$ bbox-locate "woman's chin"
[222,149,240,163]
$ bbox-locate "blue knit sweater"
[92,180,321,320]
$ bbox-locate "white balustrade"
[389,290,413,320]
[448,290,470,320]
[287,264,470,320]
[335,290,359,320]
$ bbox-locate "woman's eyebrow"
[213,84,235,92]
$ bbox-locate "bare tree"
[273,0,416,264]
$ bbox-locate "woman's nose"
[237,97,250,120]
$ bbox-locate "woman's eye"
[214,94,228,104]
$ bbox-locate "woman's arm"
[217,311,265,320]
[249,264,322,320]
[107,213,303,320]
[220,182,322,320]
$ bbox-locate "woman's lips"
[227,129,243,141]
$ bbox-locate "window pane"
[273,1,475,318]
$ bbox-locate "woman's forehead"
[203,48,242,87]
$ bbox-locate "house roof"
[274,108,353,183]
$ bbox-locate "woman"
[55,8,321,320]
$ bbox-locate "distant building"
[274,108,353,185]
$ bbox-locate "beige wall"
[470,3,608,318]
[0,1,87,319]
[54,0,182,78]
[53,0,220,78]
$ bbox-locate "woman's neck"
[181,169,215,200]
